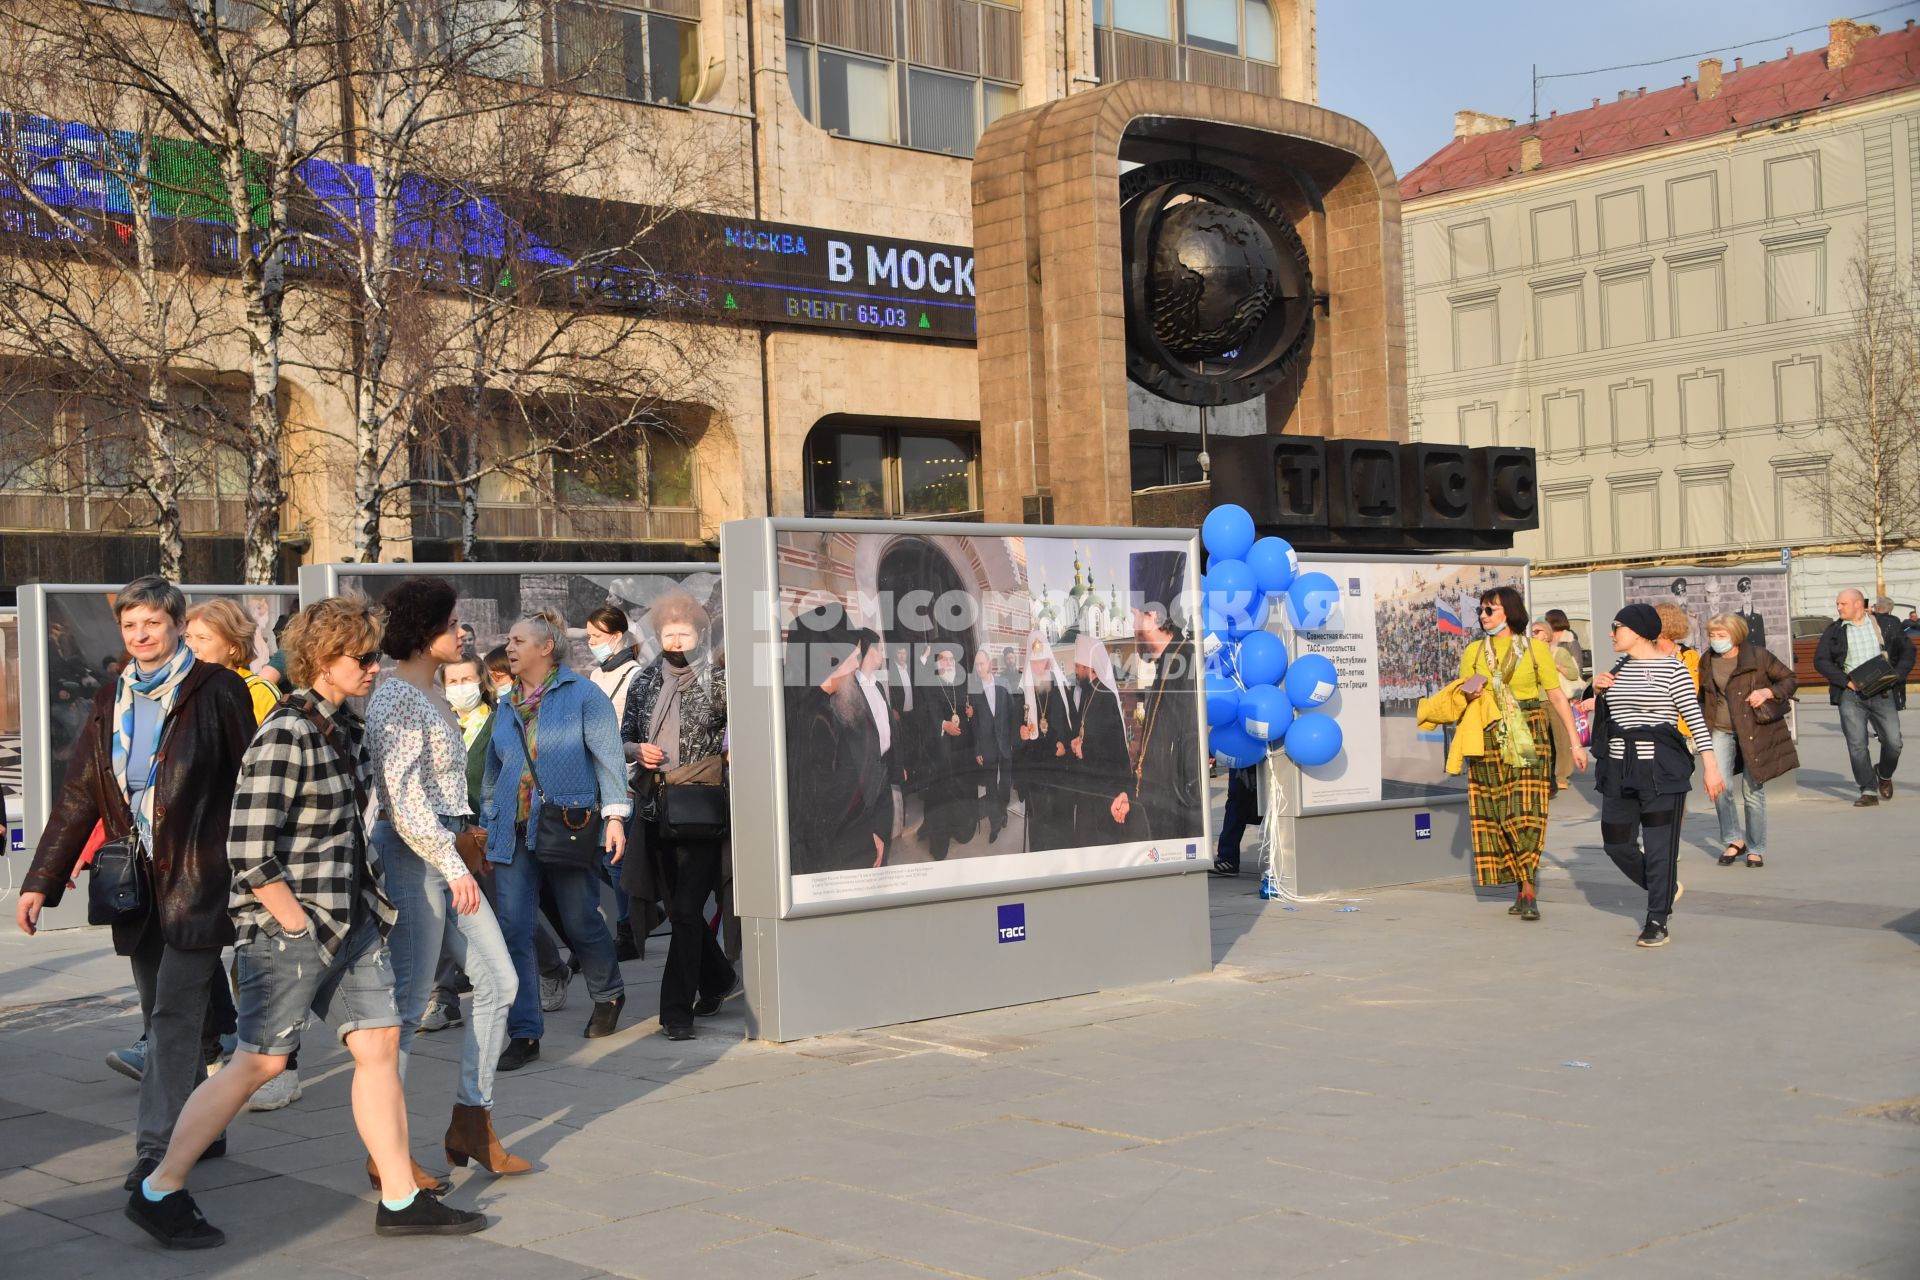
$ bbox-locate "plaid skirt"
[1467,704,1554,887]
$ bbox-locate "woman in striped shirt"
[1592,604,1726,948]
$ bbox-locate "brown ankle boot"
[444,1103,532,1176]
[365,1155,450,1193]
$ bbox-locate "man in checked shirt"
[127,596,488,1249]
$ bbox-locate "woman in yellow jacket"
[1460,588,1587,920]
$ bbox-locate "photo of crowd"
[772,528,1204,895]
[1375,562,1523,801]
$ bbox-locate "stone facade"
[1401,24,1920,617]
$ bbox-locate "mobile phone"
[1460,675,1488,697]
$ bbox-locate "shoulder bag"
[1846,623,1902,700]
[88,711,176,927]
[657,754,729,843]
[511,707,602,870]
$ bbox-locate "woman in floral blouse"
[368,578,529,1178]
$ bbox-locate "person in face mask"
[585,606,641,716]
[1459,587,1587,920]
[1698,613,1797,869]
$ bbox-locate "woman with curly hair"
[130,594,485,1247]
[369,578,528,1178]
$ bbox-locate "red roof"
[1401,22,1920,202]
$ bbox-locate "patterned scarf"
[510,668,558,824]
[1475,636,1539,769]
[111,641,195,845]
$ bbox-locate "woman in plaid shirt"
[128,596,487,1250]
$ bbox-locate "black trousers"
[1216,769,1257,869]
[1601,788,1687,925]
[658,841,735,1027]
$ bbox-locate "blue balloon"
[1241,684,1294,743]
[1284,653,1339,709]
[1202,557,1256,610]
[1209,722,1266,769]
[1238,629,1289,687]
[1286,571,1341,630]
[1284,712,1343,767]
[1246,537,1299,596]
[1201,504,1256,562]
[1205,675,1241,728]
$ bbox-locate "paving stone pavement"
[0,705,1915,1279]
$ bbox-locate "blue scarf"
[111,641,194,843]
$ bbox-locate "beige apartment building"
[1400,18,1920,618]
[0,0,1316,593]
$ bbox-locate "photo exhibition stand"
[722,518,1213,1043]
[1259,555,1532,898]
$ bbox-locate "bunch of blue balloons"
[1198,503,1345,771]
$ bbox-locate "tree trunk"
[131,148,183,582]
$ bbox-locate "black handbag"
[511,708,603,869]
[87,835,149,926]
[1846,620,1901,699]
[656,755,729,843]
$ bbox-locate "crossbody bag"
[509,706,603,870]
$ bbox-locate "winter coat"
[25,663,256,953]
[1697,644,1800,784]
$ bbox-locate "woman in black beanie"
[1590,604,1725,947]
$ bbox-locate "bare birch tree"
[1812,238,1920,596]
[309,0,734,562]
[0,18,240,580]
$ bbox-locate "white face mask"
[493,680,514,700]
[447,683,483,713]
[1482,618,1506,635]
[1708,637,1732,655]
[590,640,619,663]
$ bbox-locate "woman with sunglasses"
[1459,588,1587,920]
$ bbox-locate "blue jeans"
[377,822,517,1109]
[600,849,630,929]
[234,906,398,1058]
[1837,691,1903,794]
[492,834,624,1041]
[1709,730,1767,857]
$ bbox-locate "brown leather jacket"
[1698,643,1800,785]
[24,662,256,954]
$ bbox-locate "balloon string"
[1259,756,1363,906]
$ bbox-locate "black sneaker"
[663,1023,695,1041]
[692,977,739,1018]
[374,1190,487,1237]
[1636,922,1670,948]
[125,1185,225,1250]
[124,1157,158,1192]
[497,1037,540,1071]
[615,924,641,962]
[585,993,625,1038]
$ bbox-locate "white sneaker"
[538,973,570,1013]
[246,1069,301,1112]
[419,994,463,1032]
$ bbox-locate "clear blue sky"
[1318,1,1914,177]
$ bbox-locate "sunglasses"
[346,650,381,668]
[1478,605,1499,615]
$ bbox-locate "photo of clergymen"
[775,529,1204,891]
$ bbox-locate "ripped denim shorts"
[233,907,400,1057]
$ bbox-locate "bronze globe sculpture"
[1120,160,1315,406]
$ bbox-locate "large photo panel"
[763,524,1207,913]
[1274,557,1528,812]
[1622,567,1791,659]
[18,583,298,847]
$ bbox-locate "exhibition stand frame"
[722,517,1213,1042]
[1266,553,1529,897]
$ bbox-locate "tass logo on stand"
[997,903,1026,943]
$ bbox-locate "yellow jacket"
[1416,679,1504,775]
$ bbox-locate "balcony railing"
[1092,28,1281,96]
[0,491,248,533]
[410,500,702,544]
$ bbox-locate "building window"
[786,0,1021,158]
[1609,378,1653,449]
[1667,173,1718,238]
[1542,390,1584,457]
[1668,252,1725,337]
[804,418,980,517]
[1765,237,1826,322]
[1107,0,1172,40]
[1609,473,1660,555]
[1680,368,1725,441]
[555,2,695,105]
[1542,480,1593,562]
[1677,464,1733,549]
[1448,220,1493,279]
[1773,356,1821,428]
[1129,439,1205,490]
[1599,267,1652,347]
[1531,279,1584,359]
[1597,188,1645,252]
[1451,295,1499,370]
[1772,455,1829,541]
[1531,203,1577,265]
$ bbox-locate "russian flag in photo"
[1436,599,1467,636]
